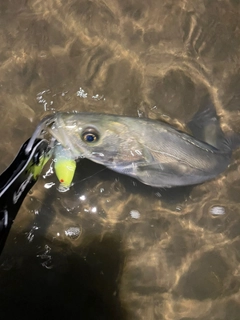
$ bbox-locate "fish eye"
[81,127,99,143]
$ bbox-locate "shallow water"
[0,0,240,319]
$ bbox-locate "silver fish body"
[48,110,237,188]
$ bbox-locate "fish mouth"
[48,114,83,159]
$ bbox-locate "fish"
[47,97,240,188]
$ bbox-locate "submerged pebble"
[130,210,140,219]
[209,206,226,216]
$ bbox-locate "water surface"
[0,1,240,319]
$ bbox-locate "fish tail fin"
[225,131,240,151]
[187,95,230,151]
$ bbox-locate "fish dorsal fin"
[187,95,228,151]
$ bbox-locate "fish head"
[48,113,145,167]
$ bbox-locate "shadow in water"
[0,231,126,319]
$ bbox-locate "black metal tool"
[0,138,51,254]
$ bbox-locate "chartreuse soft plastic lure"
[53,144,76,192]
[31,152,51,180]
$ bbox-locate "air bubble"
[65,227,81,240]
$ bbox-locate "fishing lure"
[53,144,76,192]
